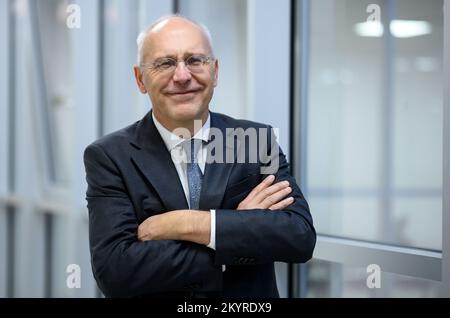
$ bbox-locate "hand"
[237,175,294,210]
[137,210,211,245]
[137,210,187,241]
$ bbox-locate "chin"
[171,103,206,121]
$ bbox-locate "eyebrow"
[153,52,207,60]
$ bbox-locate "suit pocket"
[141,196,165,216]
[223,174,261,204]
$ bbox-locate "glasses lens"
[186,55,209,72]
[154,58,176,72]
[151,55,211,74]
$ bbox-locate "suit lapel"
[129,111,238,212]
[199,113,238,210]
[129,111,189,211]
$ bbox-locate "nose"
[172,62,192,84]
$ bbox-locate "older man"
[84,15,315,298]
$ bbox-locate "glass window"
[304,259,441,297]
[34,0,74,186]
[306,0,443,250]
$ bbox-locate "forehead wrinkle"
[152,51,209,62]
[145,40,211,62]
[141,20,213,63]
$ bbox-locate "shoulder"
[84,121,139,157]
[210,112,271,130]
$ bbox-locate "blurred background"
[0,0,449,297]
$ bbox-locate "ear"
[133,65,148,94]
[213,59,219,87]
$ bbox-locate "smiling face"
[134,18,218,132]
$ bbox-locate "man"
[84,15,315,298]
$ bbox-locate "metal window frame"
[7,0,15,194]
[442,0,450,298]
[28,0,57,185]
[292,0,449,295]
[43,212,54,298]
[290,0,310,298]
[314,235,442,281]
[4,0,16,298]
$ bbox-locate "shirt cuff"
[206,209,216,250]
[206,210,226,272]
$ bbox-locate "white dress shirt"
[152,112,217,250]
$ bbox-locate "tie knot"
[181,138,203,163]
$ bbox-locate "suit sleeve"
[214,126,316,266]
[84,143,222,297]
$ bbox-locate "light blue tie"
[183,139,203,210]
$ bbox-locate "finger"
[137,226,149,241]
[137,225,144,240]
[269,196,294,210]
[254,180,290,203]
[261,186,292,208]
[245,174,275,201]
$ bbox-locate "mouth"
[167,88,202,96]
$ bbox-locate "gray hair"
[136,14,214,66]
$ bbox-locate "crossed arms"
[137,174,295,245]
[84,142,315,297]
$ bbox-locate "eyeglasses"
[141,54,214,75]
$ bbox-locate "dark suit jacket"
[83,111,316,298]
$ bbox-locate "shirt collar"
[152,111,210,152]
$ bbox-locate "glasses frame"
[140,54,215,76]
